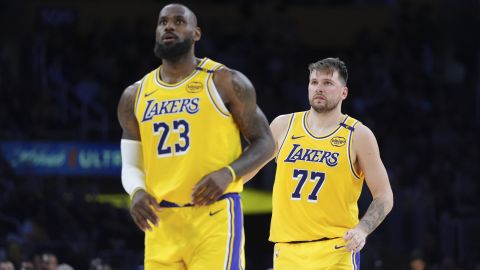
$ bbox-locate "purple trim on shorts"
[230,194,243,270]
[351,252,360,270]
[225,198,234,270]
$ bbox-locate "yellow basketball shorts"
[144,193,245,270]
[273,238,360,270]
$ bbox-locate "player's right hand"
[130,189,162,232]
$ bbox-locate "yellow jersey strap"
[339,116,360,132]
[195,58,224,74]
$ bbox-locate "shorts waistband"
[281,237,340,244]
[159,193,240,208]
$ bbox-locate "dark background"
[0,0,479,269]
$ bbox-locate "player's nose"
[314,86,324,93]
[164,21,176,31]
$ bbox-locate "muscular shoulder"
[117,81,142,140]
[213,67,250,86]
[270,114,293,152]
[353,123,375,141]
[271,114,292,133]
[123,81,142,100]
[212,67,255,104]
[352,123,379,154]
[118,81,141,116]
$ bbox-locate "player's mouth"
[162,33,178,42]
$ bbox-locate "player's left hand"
[343,225,368,252]
[191,167,233,206]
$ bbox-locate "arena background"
[0,0,479,269]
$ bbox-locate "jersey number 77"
[291,169,326,203]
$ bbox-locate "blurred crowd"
[0,253,111,270]
[0,0,479,269]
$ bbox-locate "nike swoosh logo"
[291,135,305,140]
[144,90,159,97]
[334,245,345,249]
[209,209,223,216]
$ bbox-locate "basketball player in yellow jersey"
[117,4,275,270]
[245,58,393,269]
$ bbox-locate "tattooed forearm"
[230,108,274,177]
[215,69,275,178]
[358,196,390,235]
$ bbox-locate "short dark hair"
[308,57,348,85]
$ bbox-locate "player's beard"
[309,97,341,113]
[153,37,194,61]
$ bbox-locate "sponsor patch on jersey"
[186,82,203,93]
[330,136,346,147]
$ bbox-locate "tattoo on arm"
[221,70,275,177]
[118,84,141,140]
[358,197,388,235]
[229,71,258,139]
[231,73,254,103]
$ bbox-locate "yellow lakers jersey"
[134,58,243,205]
[270,111,364,242]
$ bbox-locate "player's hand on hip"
[191,167,233,206]
[130,189,162,232]
[343,226,368,253]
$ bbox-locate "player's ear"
[194,27,201,42]
[341,86,348,100]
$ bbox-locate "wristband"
[225,165,237,182]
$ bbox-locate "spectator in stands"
[40,254,56,270]
[409,251,427,270]
[19,261,33,270]
[0,261,15,270]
